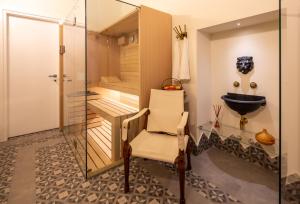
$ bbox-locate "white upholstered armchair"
[122,89,192,204]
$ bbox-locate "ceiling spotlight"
[237,22,241,27]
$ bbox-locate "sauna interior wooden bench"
[87,97,139,163]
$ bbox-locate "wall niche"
[196,11,279,142]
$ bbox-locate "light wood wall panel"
[120,43,139,73]
[120,43,140,83]
[95,34,120,79]
[107,37,120,77]
[139,6,172,109]
[87,32,101,84]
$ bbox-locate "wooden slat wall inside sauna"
[120,43,140,88]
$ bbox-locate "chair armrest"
[122,108,149,141]
[177,112,189,151]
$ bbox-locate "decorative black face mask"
[236,56,254,74]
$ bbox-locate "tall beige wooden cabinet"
[139,6,172,108]
[96,6,172,110]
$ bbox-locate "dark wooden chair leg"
[186,138,192,171]
[123,140,131,193]
[178,150,185,204]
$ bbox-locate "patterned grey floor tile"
[158,161,242,203]
[0,129,253,204]
[131,195,147,204]
[0,145,17,204]
[34,142,180,204]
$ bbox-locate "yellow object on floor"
[255,129,275,145]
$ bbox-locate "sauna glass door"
[62,23,87,177]
[86,0,138,176]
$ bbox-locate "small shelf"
[198,121,279,159]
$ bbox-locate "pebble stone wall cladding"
[191,133,279,173]
[282,175,300,204]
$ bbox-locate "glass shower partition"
[62,11,87,177]
[61,0,138,179]
[85,0,138,176]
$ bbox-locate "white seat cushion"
[147,89,184,135]
[130,130,189,163]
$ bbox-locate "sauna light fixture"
[237,22,241,27]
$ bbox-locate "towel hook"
[173,24,187,40]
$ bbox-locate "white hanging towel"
[172,39,181,79]
[179,38,190,80]
[172,38,190,80]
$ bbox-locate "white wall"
[0,0,85,22]
[209,21,279,137]
[127,0,278,27]
[196,32,211,141]
[87,0,135,32]
[0,0,84,141]
[281,0,300,177]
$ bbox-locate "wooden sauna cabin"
[86,6,172,174]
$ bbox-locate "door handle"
[63,74,72,82]
[48,74,57,78]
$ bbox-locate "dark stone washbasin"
[221,93,266,115]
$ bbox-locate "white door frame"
[1,10,59,142]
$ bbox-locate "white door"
[8,16,59,137]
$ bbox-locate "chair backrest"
[147,89,184,135]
